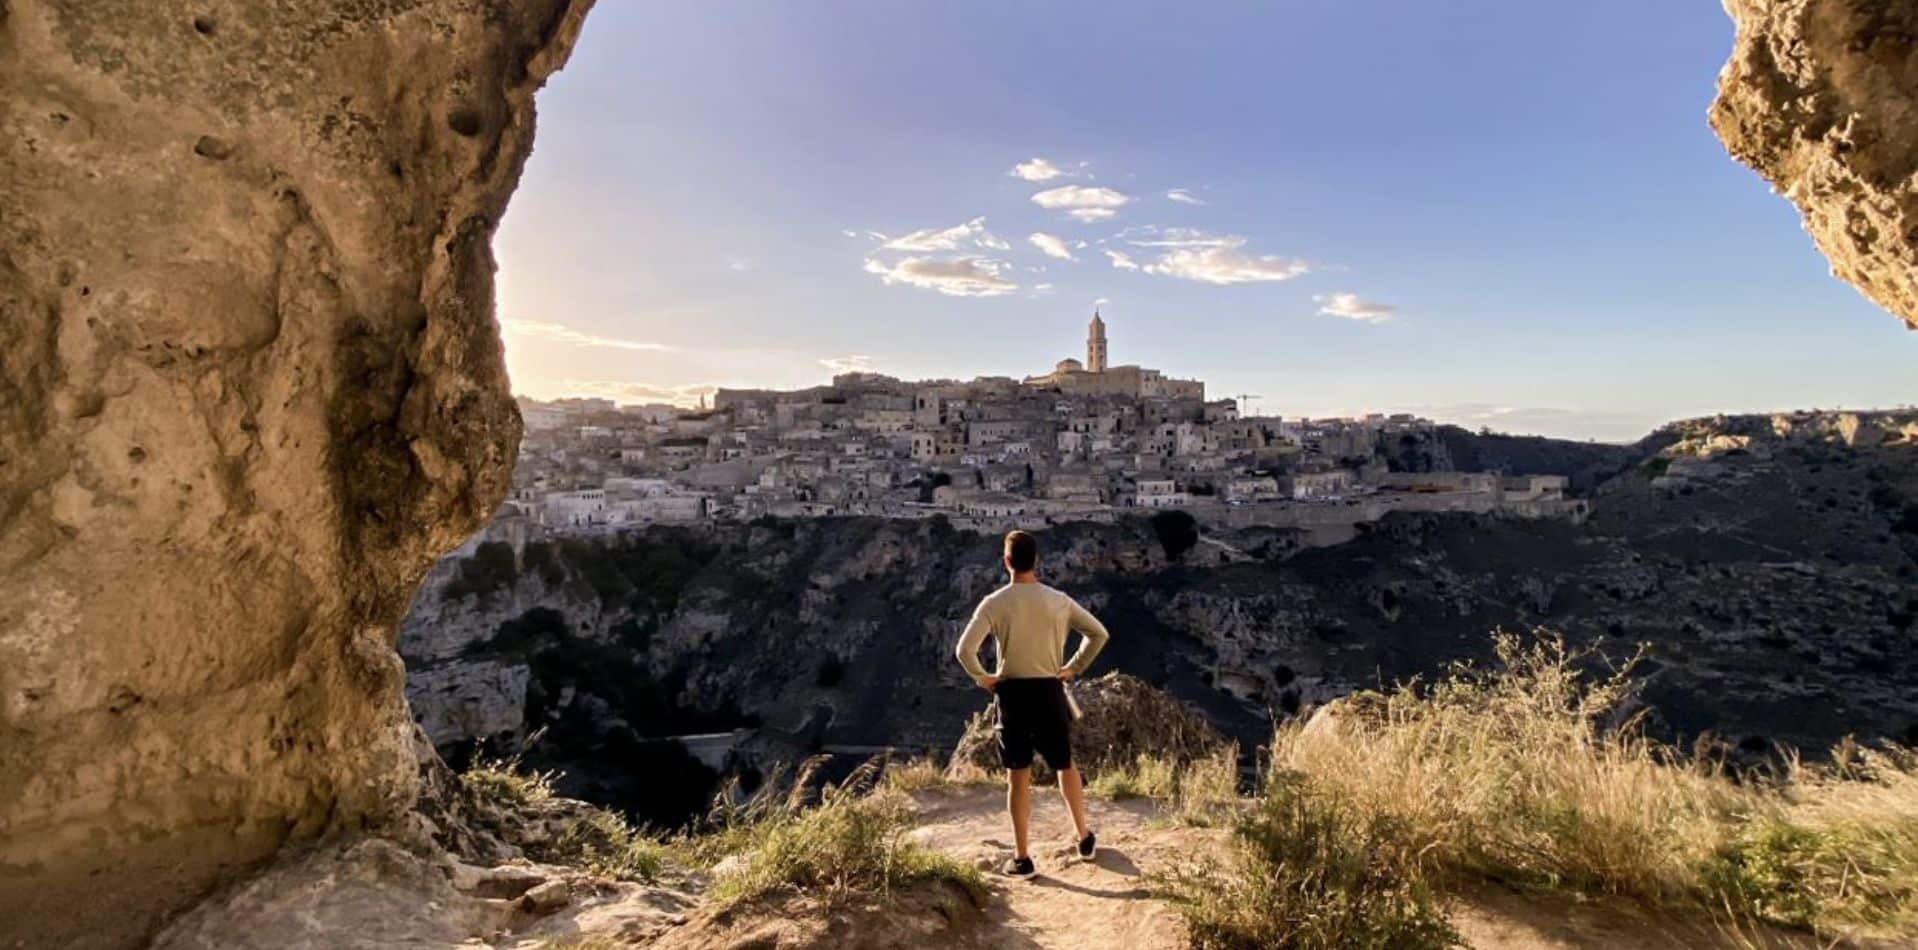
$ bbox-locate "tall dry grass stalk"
[1275,632,1749,901]
[1269,630,1918,940]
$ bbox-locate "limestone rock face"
[0,1,592,946]
[1712,0,1918,331]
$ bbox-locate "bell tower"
[1087,310,1108,373]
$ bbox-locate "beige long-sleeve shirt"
[955,582,1110,685]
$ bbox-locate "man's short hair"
[1004,530,1038,572]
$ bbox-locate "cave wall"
[0,1,593,945]
[1713,0,1918,331]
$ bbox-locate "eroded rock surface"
[1713,0,1918,331]
[0,2,592,945]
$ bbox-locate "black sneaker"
[1076,831,1097,859]
[1002,855,1036,879]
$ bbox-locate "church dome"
[1055,357,1085,374]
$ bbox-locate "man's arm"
[1061,597,1110,677]
[955,600,996,687]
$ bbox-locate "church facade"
[1023,312,1205,401]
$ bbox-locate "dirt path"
[904,785,1843,950]
[512,784,1855,949]
[907,784,1209,949]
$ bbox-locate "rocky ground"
[400,411,1918,826]
[158,778,1848,950]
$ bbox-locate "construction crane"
[1234,393,1263,418]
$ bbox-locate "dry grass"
[1090,747,1241,827]
[551,808,670,882]
[1155,770,1461,949]
[1702,743,1918,936]
[1261,630,1918,941]
[1275,633,1745,901]
[462,754,560,809]
[693,757,986,910]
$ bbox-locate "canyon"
[402,412,1918,827]
[3,0,1917,945]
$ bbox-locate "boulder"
[949,672,1230,781]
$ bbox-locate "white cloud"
[1105,249,1140,271]
[1028,232,1076,261]
[560,379,717,407]
[819,354,875,374]
[862,255,1018,297]
[1093,297,1111,307]
[1165,188,1206,205]
[881,216,1006,253]
[1112,227,1312,284]
[1031,185,1131,222]
[1145,245,1308,285]
[1010,157,1067,182]
[1029,283,1056,298]
[726,256,753,272]
[501,318,672,352]
[1314,292,1397,323]
[1120,226,1240,248]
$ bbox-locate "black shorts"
[994,677,1073,771]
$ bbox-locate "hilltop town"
[507,313,1583,539]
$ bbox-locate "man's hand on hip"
[977,675,1000,691]
[1057,667,1076,682]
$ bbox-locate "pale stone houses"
[507,312,1590,534]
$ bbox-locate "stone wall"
[0,2,593,946]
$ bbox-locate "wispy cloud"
[1028,232,1076,261]
[1165,188,1206,205]
[1314,292,1397,323]
[1145,245,1308,284]
[1120,226,1240,248]
[561,379,717,407]
[1031,185,1131,223]
[882,216,1007,253]
[819,354,875,374]
[862,256,1018,297]
[726,256,753,272]
[1010,157,1068,182]
[501,318,672,352]
[1105,249,1140,271]
[1110,229,1308,285]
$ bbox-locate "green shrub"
[1156,772,1460,950]
[1702,747,1918,937]
[694,758,984,910]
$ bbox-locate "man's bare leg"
[1057,766,1092,839]
[1008,767,1034,858]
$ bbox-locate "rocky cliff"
[404,412,1918,825]
[0,2,592,946]
[1714,0,1918,331]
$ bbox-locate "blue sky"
[495,1,1915,442]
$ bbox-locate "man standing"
[955,530,1111,878]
